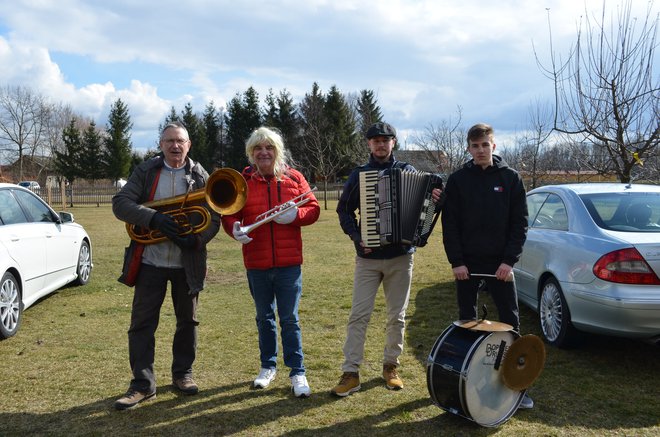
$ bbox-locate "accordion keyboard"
[359,170,381,247]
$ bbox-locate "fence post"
[60,180,66,211]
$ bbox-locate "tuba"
[127,168,248,244]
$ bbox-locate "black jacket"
[337,154,415,259]
[112,155,220,292]
[441,155,528,269]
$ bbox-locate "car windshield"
[580,192,660,232]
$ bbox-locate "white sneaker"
[253,368,276,389]
[291,374,311,398]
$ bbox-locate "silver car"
[514,183,660,347]
[0,183,93,339]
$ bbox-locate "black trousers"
[455,269,520,332]
[127,264,199,393]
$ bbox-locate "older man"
[112,121,220,410]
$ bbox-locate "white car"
[514,183,660,347]
[0,183,92,339]
[17,181,40,191]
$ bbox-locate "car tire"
[0,271,22,339]
[538,277,577,348]
[74,240,91,286]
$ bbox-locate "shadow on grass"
[0,377,485,436]
[406,282,660,432]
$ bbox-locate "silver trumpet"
[240,187,317,234]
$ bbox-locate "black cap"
[366,122,396,139]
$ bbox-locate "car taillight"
[593,248,660,285]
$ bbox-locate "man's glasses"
[163,139,189,146]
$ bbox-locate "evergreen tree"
[203,102,222,170]
[103,99,133,182]
[79,121,105,181]
[181,102,209,170]
[276,89,300,164]
[263,89,278,127]
[54,118,83,184]
[324,85,360,169]
[356,90,383,137]
[224,86,262,170]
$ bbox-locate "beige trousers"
[341,253,414,373]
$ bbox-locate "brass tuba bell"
[127,168,248,244]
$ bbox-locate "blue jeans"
[246,266,305,377]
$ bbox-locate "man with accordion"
[332,122,442,397]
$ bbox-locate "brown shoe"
[173,376,199,395]
[383,363,403,390]
[114,389,156,410]
[331,372,361,397]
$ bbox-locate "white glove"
[274,204,298,224]
[232,221,253,244]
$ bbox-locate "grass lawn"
[1,203,658,436]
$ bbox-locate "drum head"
[453,319,514,332]
[461,330,523,427]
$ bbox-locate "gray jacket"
[112,155,220,293]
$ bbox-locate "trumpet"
[128,168,248,244]
[239,187,317,234]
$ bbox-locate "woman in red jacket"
[222,126,320,398]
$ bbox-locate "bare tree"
[298,124,344,210]
[537,1,659,182]
[516,100,555,189]
[409,107,467,174]
[0,85,50,180]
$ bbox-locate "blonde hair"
[245,126,291,178]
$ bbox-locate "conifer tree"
[54,118,83,184]
[103,99,132,182]
[79,121,105,182]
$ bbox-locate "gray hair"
[245,126,292,178]
[160,121,189,141]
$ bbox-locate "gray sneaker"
[114,389,156,410]
[519,393,534,409]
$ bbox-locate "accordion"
[359,168,443,248]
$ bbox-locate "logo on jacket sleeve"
[493,186,504,192]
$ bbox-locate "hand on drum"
[495,263,513,281]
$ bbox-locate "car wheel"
[74,240,91,286]
[0,271,22,339]
[538,277,576,347]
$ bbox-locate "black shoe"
[114,389,156,410]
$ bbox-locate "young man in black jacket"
[441,123,534,409]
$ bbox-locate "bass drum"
[426,323,524,427]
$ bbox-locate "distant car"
[0,183,93,339]
[17,181,40,191]
[514,183,660,347]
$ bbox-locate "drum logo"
[483,341,508,366]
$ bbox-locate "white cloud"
[0,0,656,153]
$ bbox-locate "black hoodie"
[441,155,528,270]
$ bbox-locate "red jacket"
[222,166,320,269]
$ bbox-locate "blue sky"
[0,0,654,152]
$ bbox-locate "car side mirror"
[58,211,75,223]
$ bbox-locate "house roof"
[394,150,445,173]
